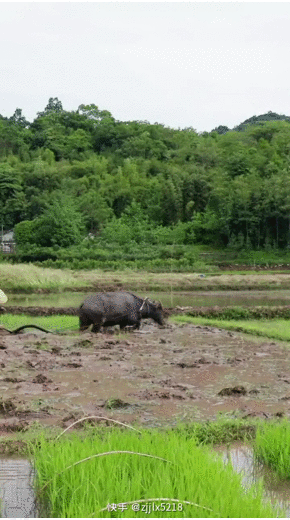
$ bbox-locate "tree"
[37,97,63,118]
[77,190,113,232]
[9,108,30,128]
[78,104,113,122]
[33,194,85,247]
[0,163,25,227]
[211,125,229,135]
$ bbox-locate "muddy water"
[0,457,36,517]
[7,289,290,308]
[215,443,290,516]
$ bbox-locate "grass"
[32,428,276,518]
[255,419,290,480]
[3,262,290,294]
[0,416,257,455]
[0,314,78,333]
[0,262,90,293]
[172,315,290,342]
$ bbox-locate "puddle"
[0,458,37,517]
[215,442,290,516]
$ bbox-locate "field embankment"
[2,262,290,293]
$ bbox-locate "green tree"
[77,190,113,232]
[33,194,85,247]
[0,163,25,226]
[37,97,63,118]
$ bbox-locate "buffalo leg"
[79,316,92,331]
[91,323,102,333]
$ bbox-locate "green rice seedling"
[0,314,78,333]
[32,428,275,518]
[172,315,290,342]
[255,420,290,479]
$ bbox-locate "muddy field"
[0,318,290,435]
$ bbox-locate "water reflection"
[0,458,36,518]
[7,289,290,308]
[216,443,290,517]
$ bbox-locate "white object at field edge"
[0,290,7,304]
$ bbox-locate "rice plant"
[32,428,276,518]
[172,315,290,342]
[255,420,290,479]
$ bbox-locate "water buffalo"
[79,291,163,332]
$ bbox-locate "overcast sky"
[1,2,290,132]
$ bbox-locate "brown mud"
[0,318,289,435]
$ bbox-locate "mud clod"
[0,399,16,414]
[51,347,62,354]
[105,398,130,409]
[218,386,247,396]
[176,362,196,368]
[3,377,24,383]
[32,374,52,384]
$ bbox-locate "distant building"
[1,230,15,254]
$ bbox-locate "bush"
[14,219,38,246]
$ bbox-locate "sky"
[1,2,290,132]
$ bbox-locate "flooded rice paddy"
[215,442,290,516]
[2,286,290,516]
[7,289,290,308]
[0,457,36,517]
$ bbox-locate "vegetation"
[0,416,259,455]
[179,306,290,320]
[0,314,78,333]
[172,315,290,342]
[2,101,290,267]
[3,262,290,294]
[255,419,290,480]
[32,428,275,518]
[0,262,90,292]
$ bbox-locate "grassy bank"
[0,314,78,333]
[172,315,290,342]
[2,262,290,294]
[173,306,290,320]
[32,427,275,518]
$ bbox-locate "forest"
[1,98,290,268]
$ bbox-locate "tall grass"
[0,263,90,293]
[255,420,290,480]
[32,429,275,518]
[172,315,290,342]
[3,261,290,293]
